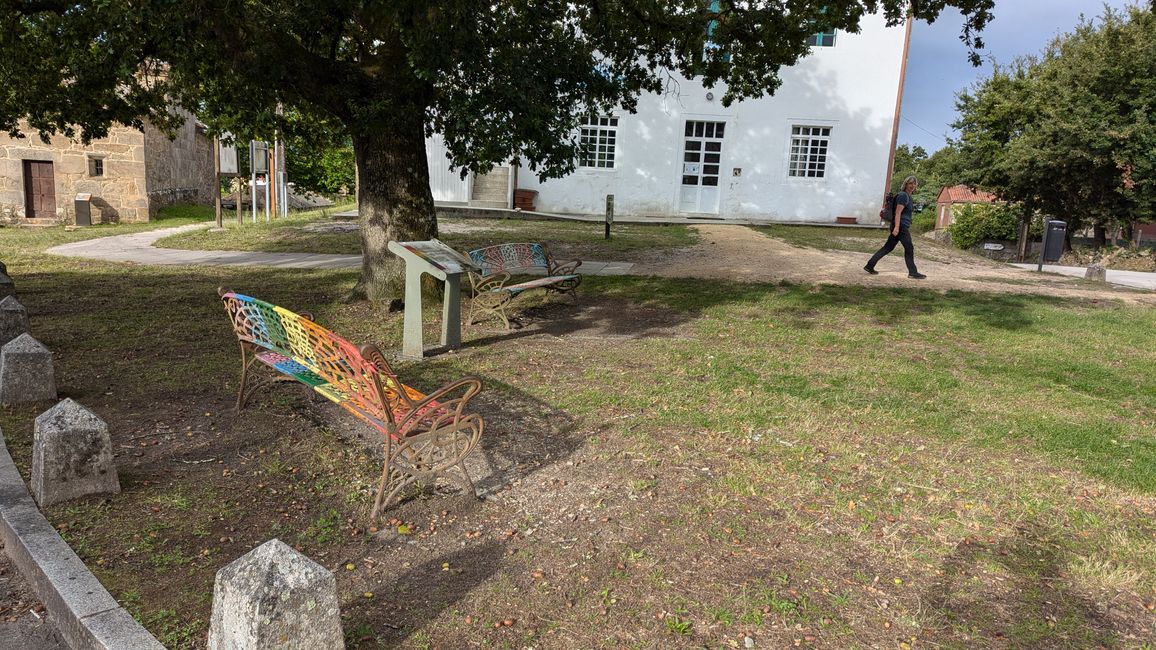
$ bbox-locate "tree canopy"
[890,143,960,206]
[2,0,995,301]
[951,4,1155,245]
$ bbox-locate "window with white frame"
[788,125,832,178]
[579,116,618,169]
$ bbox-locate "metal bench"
[466,242,581,329]
[218,288,484,520]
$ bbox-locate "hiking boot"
[908,272,927,279]
[863,265,878,275]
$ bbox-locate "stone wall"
[0,110,214,225]
[144,112,215,216]
[0,124,149,224]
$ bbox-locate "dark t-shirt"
[896,192,914,228]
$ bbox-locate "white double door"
[678,119,726,214]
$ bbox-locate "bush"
[948,203,1022,250]
[911,209,937,234]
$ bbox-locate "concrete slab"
[1012,263,1156,290]
[45,224,635,275]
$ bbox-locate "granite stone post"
[0,334,56,404]
[0,296,29,347]
[0,272,14,298]
[31,399,121,507]
[208,539,345,650]
[1085,264,1107,282]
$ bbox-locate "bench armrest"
[470,271,511,294]
[397,376,484,432]
[549,258,581,276]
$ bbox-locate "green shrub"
[948,203,1021,250]
[911,209,937,234]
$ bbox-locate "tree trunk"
[350,115,437,305]
[1093,224,1107,248]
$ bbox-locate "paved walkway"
[45,225,635,276]
[43,223,1156,291]
[1011,263,1156,290]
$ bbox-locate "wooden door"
[22,160,56,218]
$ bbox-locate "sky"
[898,0,1137,153]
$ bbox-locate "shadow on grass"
[570,276,1074,333]
[924,522,1122,647]
[342,541,506,646]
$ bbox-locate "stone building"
[0,114,214,225]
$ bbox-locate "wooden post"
[213,136,223,230]
[604,194,614,240]
[268,146,277,219]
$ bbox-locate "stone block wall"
[144,110,215,217]
[0,124,149,224]
[0,109,214,225]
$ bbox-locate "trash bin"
[1042,220,1066,263]
[74,193,92,227]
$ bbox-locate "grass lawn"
[0,217,1153,648]
[155,208,700,262]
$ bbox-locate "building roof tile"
[937,184,999,204]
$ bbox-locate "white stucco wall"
[430,13,906,222]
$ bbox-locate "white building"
[427,13,908,223]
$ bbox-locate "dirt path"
[633,224,1156,303]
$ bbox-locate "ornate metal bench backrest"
[468,242,551,278]
[220,292,412,434]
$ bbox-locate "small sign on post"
[249,141,268,224]
[605,194,614,240]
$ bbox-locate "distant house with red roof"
[935,185,1000,229]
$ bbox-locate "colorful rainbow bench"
[466,242,581,329]
[219,288,484,520]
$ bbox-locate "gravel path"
[633,224,1156,303]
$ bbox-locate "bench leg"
[369,416,483,520]
[234,343,259,412]
[468,293,515,330]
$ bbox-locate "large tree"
[1,0,994,302]
[952,4,1156,248]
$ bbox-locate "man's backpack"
[879,192,897,223]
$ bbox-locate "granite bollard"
[0,296,29,347]
[0,272,14,299]
[0,333,56,404]
[31,399,121,507]
[209,539,345,650]
[1085,263,1107,282]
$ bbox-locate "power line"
[901,116,950,145]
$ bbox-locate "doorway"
[23,160,56,219]
[678,120,725,214]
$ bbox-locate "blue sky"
[898,0,1136,153]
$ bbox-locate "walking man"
[864,175,926,279]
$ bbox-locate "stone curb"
[0,428,165,650]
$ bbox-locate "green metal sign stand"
[387,239,478,360]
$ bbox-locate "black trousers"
[866,226,918,274]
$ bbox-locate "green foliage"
[952,6,1156,240]
[892,143,963,207]
[0,0,997,300]
[287,141,355,197]
[948,203,1020,250]
[911,208,937,234]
